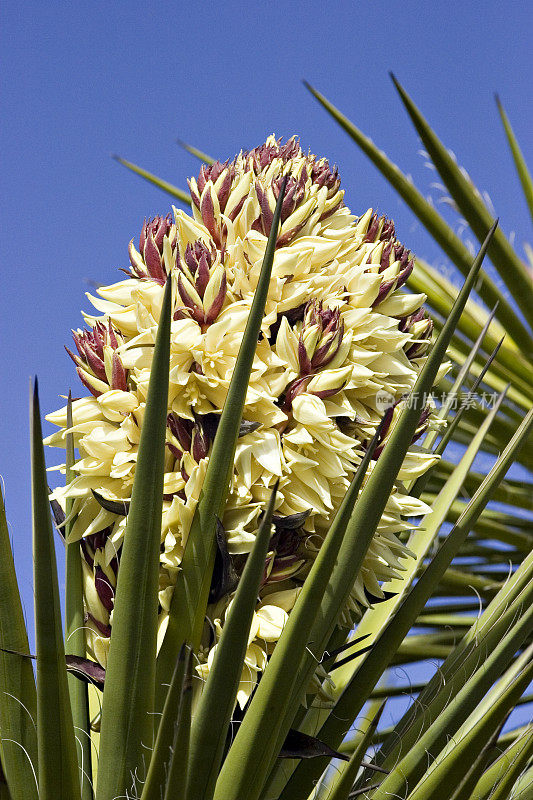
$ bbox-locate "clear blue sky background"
[1,0,531,675]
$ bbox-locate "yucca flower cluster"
[46,136,437,706]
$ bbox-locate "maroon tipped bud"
[140,214,174,255]
[167,413,193,451]
[255,181,274,234]
[111,352,127,391]
[246,136,302,172]
[77,367,102,397]
[175,239,227,326]
[282,375,312,410]
[266,554,306,583]
[191,424,209,462]
[253,170,314,246]
[369,401,431,459]
[129,214,177,284]
[70,321,129,394]
[204,270,227,325]
[190,137,343,250]
[182,241,214,297]
[297,300,344,374]
[88,616,112,638]
[364,212,396,244]
[400,308,434,359]
[200,188,218,244]
[368,229,415,307]
[167,413,212,463]
[94,566,115,612]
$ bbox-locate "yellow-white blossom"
[46,135,438,705]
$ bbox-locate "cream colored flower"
[46,135,438,696]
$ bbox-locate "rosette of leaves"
[0,88,532,800]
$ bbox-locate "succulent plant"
[1,80,532,800]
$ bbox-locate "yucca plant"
[1,78,532,800]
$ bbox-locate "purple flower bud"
[128,214,177,284]
[200,188,218,245]
[167,413,192,451]
[94,566,115,612]
[204,270,227,325]
[68,321,129,395]
[266,554,306,583]
[175,240,227,327]
[88,616,112,638]
[76,368,103,397]
[369,401,431,459]
[364,212,396,244]
[400,309,434,359]
[181,242,214,297]
[283,375,312,409]
[365,220,414,307]
[246,136,302,173]
[297,301,344,374]
[190,136,343,250]
[191,424,209,462]
[111,352,127,391]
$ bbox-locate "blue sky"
[1,1,531,643]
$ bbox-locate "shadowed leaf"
[279,730,349,761]
[208,519,239,603]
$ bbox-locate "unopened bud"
[167,413,193,451]
[175,240,227,326]
[191,423,209,462]
[128,214,177,284]
[298,301,344,374]
[68,320,128,396]
[370,399,431,458]
[400,309,434,359]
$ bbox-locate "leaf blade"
[186,485,279,800]
[496,94,533,224]
[64,394,93,800]
[112,155,191,205]
[140,645,192,800]
[31,380,81,800]
[0,488,38,800]
[95,278,172,800]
